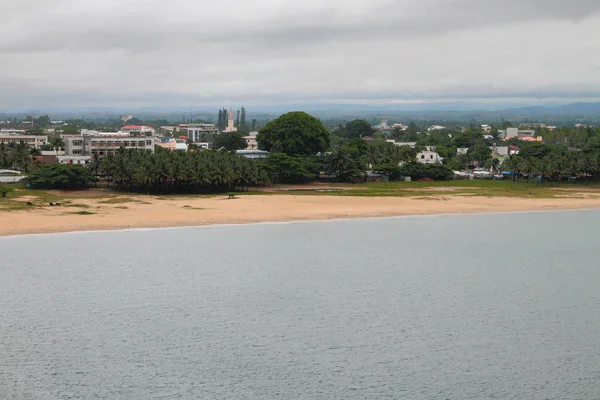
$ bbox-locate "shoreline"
[1,207,598,239]
[2,193,600,237]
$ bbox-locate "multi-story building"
[62,131,155,163]
[187,123,218,142]
[0,134,48,149]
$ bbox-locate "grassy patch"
[250,180,600,199]
[98,197,137,204]
[114,206,129,209]
[63,203,91,209]
[69,211,96,215]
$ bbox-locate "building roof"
[0,169,21,175]
[122,125,153,130]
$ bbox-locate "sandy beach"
[2,192,600,236]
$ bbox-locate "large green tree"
[257,112,330,156]
[340,119,374,139]
[214,132,247,151]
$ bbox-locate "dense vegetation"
[99,148,268,194]
[24,164,91,189]
[0,141,41,172]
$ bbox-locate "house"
[387,140,417,148]
[457,147,469,156]
[156,139,188,151]
[498,127,535,138]
[481,124,492,133]
[417,147,443,164]
[244,135,258,150]
[489,145,509,157]
[365,171,389,183]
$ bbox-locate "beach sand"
[2,193,600,236]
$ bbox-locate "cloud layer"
[2,0,600,109]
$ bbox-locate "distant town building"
[235,149,269,159]
[374,118,390,131]
[498,127,535,138]
[0,134,48,149]
[386,140,417,148]
[156,138,188,152]
[121,125,155,135]
[120,114,133,122]
[481,124,492,133]
[243,131,258,150]
[428,125,446,131]
[187,123,218,142]
[520,123,546,129]
[417,147,443,164]
[392,123,408,131]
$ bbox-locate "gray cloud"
[1,0,600,110]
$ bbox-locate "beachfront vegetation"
[24,164,91,189]
[501,143,600,183]
[99,147,268,194]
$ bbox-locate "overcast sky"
[2,0,600,110]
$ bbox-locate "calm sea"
[1,211,599,399]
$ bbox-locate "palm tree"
[49,136,64,159]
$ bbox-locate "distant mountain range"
[3,102,600,124]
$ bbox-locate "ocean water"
[1,211,599,399]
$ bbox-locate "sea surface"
[1,211,599,399]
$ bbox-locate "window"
[430,155,434,159]
[73,149,82,155]
[421,155,424,159]
[146,140,152,145]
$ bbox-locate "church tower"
[224,107,237,132]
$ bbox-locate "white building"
[481,124,492,133]
[417,147,443,164]
[386,140,417,148]
[0,134,48,149]
[62,130,155,163]
[243,131,258,150]
[187,123,218,142]
[120,114,133,122]
[428,125,446,131]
